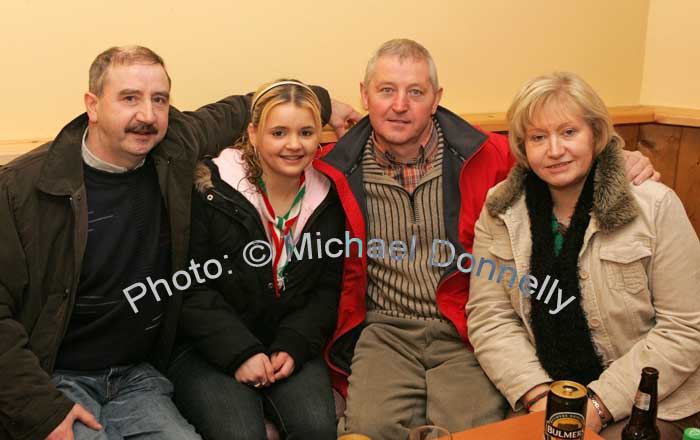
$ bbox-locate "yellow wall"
[640,0,700,107]
[0,0,649,141]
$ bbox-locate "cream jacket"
[466,144,700,421]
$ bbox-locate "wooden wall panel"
[614,124,640,151]
[637,124,682,189]
[675,127,700,238]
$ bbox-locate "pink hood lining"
[212,148,331,243]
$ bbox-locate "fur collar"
[194,161,214,193]
[485,140,638,233]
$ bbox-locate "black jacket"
[0,89,331,440]
[180,158,344,373]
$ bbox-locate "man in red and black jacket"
[315,38,514,439]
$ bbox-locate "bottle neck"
[629,375,658,426]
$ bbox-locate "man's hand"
[329,100,362,138]
[623,149,661,185]
[234,353,275,387]
[270,351,295,381]
[45,404,102,440]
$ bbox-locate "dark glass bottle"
[621,367,660,440]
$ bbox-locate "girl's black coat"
[180,158,345,373]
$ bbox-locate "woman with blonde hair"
[467,72,700,439]
[168,79,344,439]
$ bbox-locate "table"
[452,412,604,439]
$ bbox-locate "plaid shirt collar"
[371,120,438,167]
[369,119,440,192]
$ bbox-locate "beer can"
[544,380,587,440]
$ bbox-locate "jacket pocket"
[599,242,651,295]
[599,240,654,332]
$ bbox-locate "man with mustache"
[0,45,356,440]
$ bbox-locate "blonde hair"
[89,45,171,96]
[236,79,322,185]
[364,38,439,91]
[506,71,623,167]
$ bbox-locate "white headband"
[251,80,314,110]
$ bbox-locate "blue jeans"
[51,363,201,440]
[167,348,336,440]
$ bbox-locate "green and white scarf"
[257,174,306,297]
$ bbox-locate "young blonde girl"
[171,80,344,440]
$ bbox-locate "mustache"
[125,122,158,135]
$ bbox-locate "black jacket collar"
[36,109,187,196]
[320,106,487,173]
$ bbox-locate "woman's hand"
[522,383,552,413]
[585,398,603,433]
[234,353,276,387]
[270,351,295,381]
[529,395,548,413]
[586,394,613,434]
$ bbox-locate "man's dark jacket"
[0,90,331,440]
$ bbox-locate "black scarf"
[525,162,604,384]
